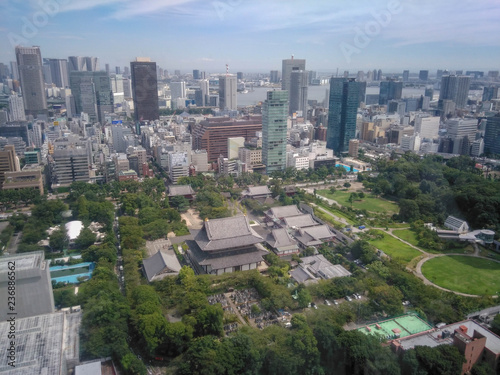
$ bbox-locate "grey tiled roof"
[142,250,182,282]
[168,185,195,196]
[267,228,298,249]
[290,267,314,283]
[295,255,351,281]
[187,239,267,271]
[193,216,263,251]
[242,185,272,197]
[267,205,302,219]
[283,214,318,229]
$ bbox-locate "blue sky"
[1,0,499,74]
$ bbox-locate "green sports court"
[357,314,433,340]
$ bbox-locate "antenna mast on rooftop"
[226,64,229,76]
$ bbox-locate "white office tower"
[470,138,484,157]
[414,116,440,140]
[170,81,186,101]
[401,134,421,152]
[32,122,43,148]
[168,151,190,184]
[8,95,26,121]
[282,57,306,92]
[200,79,209,106]
[219,75,237,110]
[446,118,478,154]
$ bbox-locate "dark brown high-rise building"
[15,46,47,117]
[130,58,159,121]
[192,116,262,162]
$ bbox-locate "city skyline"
[1,1,500,72]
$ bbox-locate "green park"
[366,230,422,264]
[317,189,399,214]
[421,256,500,296]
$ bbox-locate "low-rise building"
[290,254,351,284]
[187,216,268,275]
[2,164,44,195]
[142,250,182,282]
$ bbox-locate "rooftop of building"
[0,251,45,274]
[168,185,195,196]
[143,250,182,282]
[0,310,81,375]
[397,319,500,354]
[266,205,303,219]
[241,185,272,197]
[267,228,298,249]
[283,214,318,229]
[192,216,263,252]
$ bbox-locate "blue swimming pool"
[336,164,359,173]
[50,262,95,284]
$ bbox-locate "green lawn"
[421,256,500,296]
[317,203,355,225]
[392,229,474,254]
[317,190,399,214]
[368,230,422,264]
[392,229,420,247]
[313,208,344,228]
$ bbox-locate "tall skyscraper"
[270,70,279,83]
[289,70,308,116]
[419,70,429,81]
[219,75,237,110]
[69,71,113,123]
[10,61,19,81]
[193,69,200,80]
[484,114,500,155]
[170,81,187,101]
[281,56,306,92]
[130,58,159,121]
[483,86,499,102]
[47,59,69,88]
[84,57,99,71]
[439,75,471,108]
[379,79,403,105]
[327,78,363,155]
[237,72,243,80]
[403,70,410,82]
[262,90,288,174]
[68,56,99,72]
[15,46,47,117]
[8,95,26,121]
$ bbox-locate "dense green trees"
[366,155,500,233]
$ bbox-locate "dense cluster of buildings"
[1,46,500,194]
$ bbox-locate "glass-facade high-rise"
[327,78,362,155]
[263,90,288,174]
[379,79,403,105]
[439,75,471,109]
[69,71,113,123]
[130,58,159,121]
[485,114,500,155]
[15,46,47,117]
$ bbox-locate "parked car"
[324,300,331,306]
[345,296,352,302]
[333,300,339,305]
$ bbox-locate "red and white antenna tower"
[226,64,229,76]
